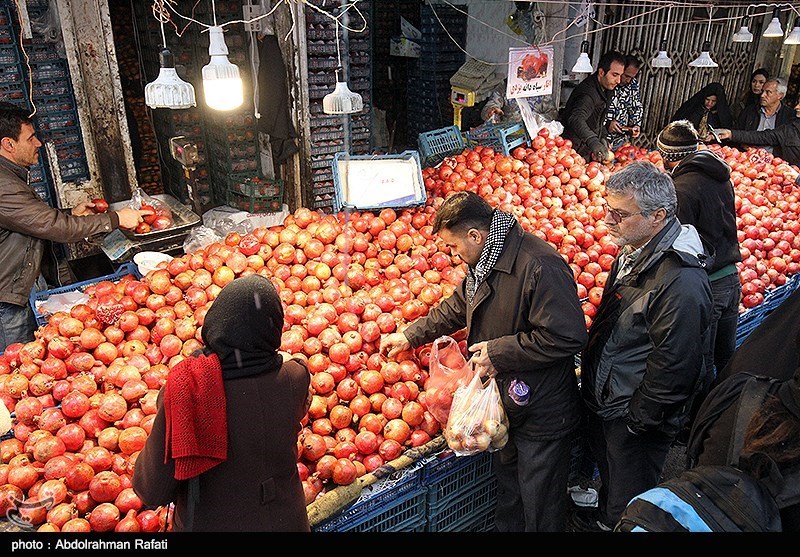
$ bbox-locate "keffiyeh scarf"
[465,210,516,303]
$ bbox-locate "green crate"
[426,476,497,532]
[225,175,284,214]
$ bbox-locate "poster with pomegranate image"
[506,45,553,99]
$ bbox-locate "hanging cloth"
[257,34,299,164]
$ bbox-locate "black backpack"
[615,465,782,532]
[616,373,799,532]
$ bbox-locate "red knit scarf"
[163,353,228,481]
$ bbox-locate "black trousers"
[586,413,672,527]
[492,431,574,532]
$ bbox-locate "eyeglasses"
[605,207,645,224]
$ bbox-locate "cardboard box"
[390,37,420,58]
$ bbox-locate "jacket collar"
[0,154,29,182]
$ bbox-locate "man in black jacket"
[577,161,712,531]
[715,98,800,167]
[734,78,795,139]
[657,120,742,426]
[559,50,625,163]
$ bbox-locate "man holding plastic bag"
[380,192,587,532]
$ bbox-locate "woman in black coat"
[133,275,312,532]
[672,82,733,139]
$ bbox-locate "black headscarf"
[201,275,284,379]
[672,82,733,130]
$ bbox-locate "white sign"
[335,156,425,210]
[506,46,553,99]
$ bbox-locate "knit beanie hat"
[657,119,699,162]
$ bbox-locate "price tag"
[101,229,135,262]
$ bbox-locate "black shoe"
[569,509,613,532]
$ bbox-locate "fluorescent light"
[202,26,244,111]
[144,49,197,109]
[689,41,718,68]
[571,41,593,73]
[785,25,800,44]
[651,39,672,68]
[763,7,784,37]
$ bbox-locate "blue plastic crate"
[332,150,427,213]
[735,273,800,347]
[312,462,426,532]
[466,122,529,156]
[418,125,466,168]
[421,450,494,508]
[29,262,142,326]
[426,476,497,532]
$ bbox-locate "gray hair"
[767,77,787,95]
[605,160,677,219]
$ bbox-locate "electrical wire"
[11,0,35,116]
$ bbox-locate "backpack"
[615,465,783,532]
[616,373,800,532]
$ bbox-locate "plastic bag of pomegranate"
[443,374,509,456]
[129,188,174,232]
[423,335,476,425]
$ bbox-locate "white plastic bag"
[443,373,509,456]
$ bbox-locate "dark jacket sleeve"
[0,186,117,242]
[674,180,702,226]
[132,389,178,507]
[565,91,608,155]
[730,126,786,149]
[487,260,587,372]
[626,268,711,434]
[403,282,468,348]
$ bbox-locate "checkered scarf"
[465,210,516,303]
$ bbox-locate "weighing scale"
[449,59,505,130]
[169,136,204,217]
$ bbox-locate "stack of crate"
[305,0,371,212]
[407,4,467,138]
[23,0,90,187]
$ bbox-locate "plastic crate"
[418,125,466,168]
[29,262,142,326]
[332,151,427,212]
[312,463,426,532]
[735,273,800,347]
[466,122,529,156]
[226,176,284,214]
[426,476,497,532]
[421,450,494,508]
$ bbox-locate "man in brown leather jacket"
[0,101,148,350]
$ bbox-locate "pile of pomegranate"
[1,128,798,531]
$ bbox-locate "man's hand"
[715,129,732,140]
[608,120,624,134]
[630,125,641,138]
[71,202,97,217]
[379,332,411,360]
[485,107,503,123]
[468,341,496,379]
[116,207,154,230]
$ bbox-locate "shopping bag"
[423,335,476,425]
[443,373,509,456]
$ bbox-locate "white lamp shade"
[144,49,196,110]
[785,26,800,45]
[572,52,593,73]
[323,81,364,115]
[764,8,784,37]
[733,25,754,43]
[651,51,672,68]
[202,26,244,111]
[689,41,718,68]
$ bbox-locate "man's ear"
[0,137,13,151]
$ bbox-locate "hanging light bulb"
[323,68,363,115]
[651,7,673,69]
[651,39,672,68]
[143,19,196,109]
[732,16,754,42]
[202,26,244,111]
[689,41,718,68]
[144,48,197,109]
[572,40,594,73]
[763,7,784,37]
[785,24,800,44]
